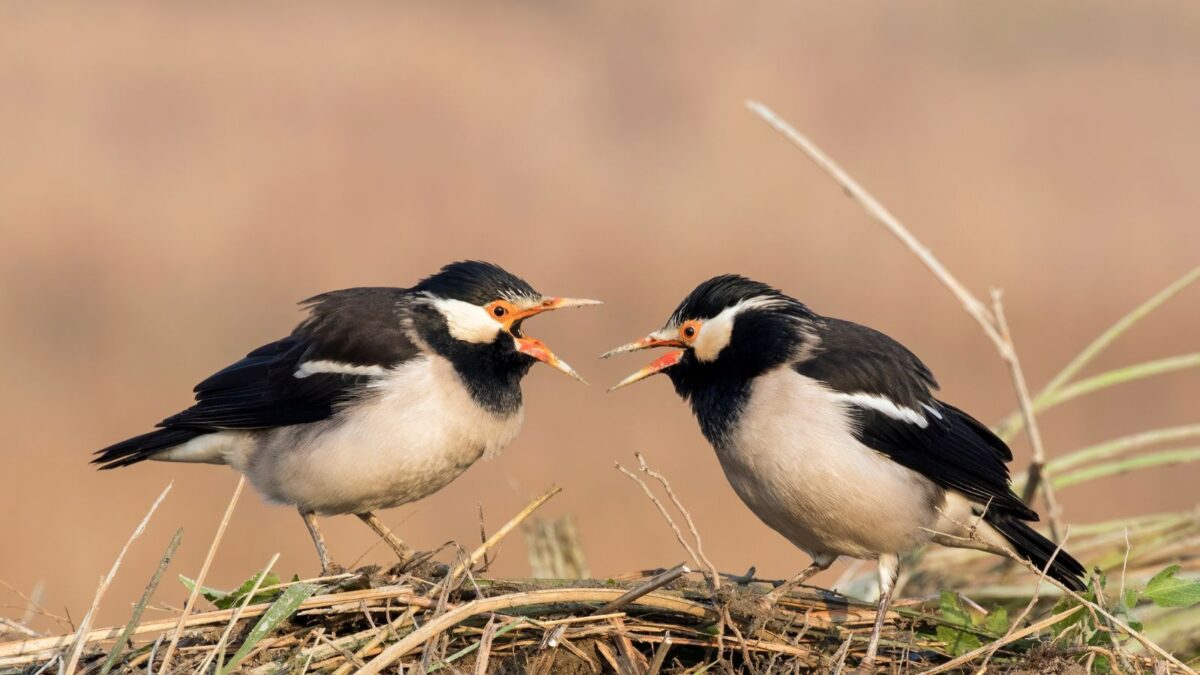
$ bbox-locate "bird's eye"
[684,326,695,337]
[680,320,701,341]
[493,306,507,317]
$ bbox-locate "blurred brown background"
[2,2,1198,630]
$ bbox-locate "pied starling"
[604,274,1085,671]
[94,261,599,573]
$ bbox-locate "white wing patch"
[828,392,929,428]
[294,360,388,379]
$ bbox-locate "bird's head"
[603,274,817,393]
[413,261,599,383]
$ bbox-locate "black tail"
[93,428,205,470]
[986,512,1088,592]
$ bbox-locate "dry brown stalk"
[746,99,1065,540]
[63,482,172,675]
[440,485,562,591]
[646,632,672,675]
[1004,552,1198,675]
[635,453,721,590]
[472,615,497,675]
[326,606,417,675]
[354,587,717,675]
[976,529,1070,671]
[158,475,245,675]
[616,457,721,592]
[0,587,428,664]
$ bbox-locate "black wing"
[160,336,373,429]
[796,319,1086,589]
[796,318,1033,519]
[95,289,418,467]
[163,287,419,430]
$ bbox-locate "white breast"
[717,366,942,560]
[243,354,524,515]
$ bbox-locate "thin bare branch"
[615,462,705,586]
[993,290,1062,538]
[635,453,721,590]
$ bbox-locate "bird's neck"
[447,352,531,416]
[669,366,753,450]
[412,308,531,416]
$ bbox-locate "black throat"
[411,307,532,415]
[668,311,817,448]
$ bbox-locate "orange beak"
[511,297,601,384]
[601,330,686,392]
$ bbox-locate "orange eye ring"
[485,300,517,322]
[679,320,702,342]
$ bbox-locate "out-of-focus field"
[1,2,1197,630]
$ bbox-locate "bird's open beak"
[511,297,601,384]
[600,330,686,392]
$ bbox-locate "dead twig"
[64,482,172,675]
[158,475,245,675]
[976,529,1070,671]
[439,486,562,592]
[636,454,721,591]
[616,457,719,591]
[355,587,716,675]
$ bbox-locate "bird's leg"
[858,553,899,674]
[756,556,833,610]
[356,512,414,567]
[299,509,338,576]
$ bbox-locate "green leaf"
[217,571,283,610]
[982,605,1009,634]
[179,574,231,607]
[220,583,318,675]
[1121,588,1139,609]
[938,591,970,625]
[936,625,982,656]
[1143,565,1200,608]
[936,591,982,656]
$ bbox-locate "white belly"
[239,355,523,515]
[717,367,942,560]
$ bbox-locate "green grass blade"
[1040,353,1200,410]
[1052,447,1200,490]
[1012,424,1200,490]
[426,617,527,672]
[1041,266,1200,404]
[996,266,1200,439]
[99,528,183,675]
[219,583,319,675]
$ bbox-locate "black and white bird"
[95,261,599,573]
[603,274,1085,671]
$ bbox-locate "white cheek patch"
[692,295,787,363]
[430,298,503,344]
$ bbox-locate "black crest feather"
[669,274,811,325]
[413,260,538,305]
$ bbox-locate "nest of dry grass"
[2,552,1193,675]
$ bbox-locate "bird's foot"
[854,656,879,674]
[388,549,440,576]
[747,591,782,636]
[319,561,348,577]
